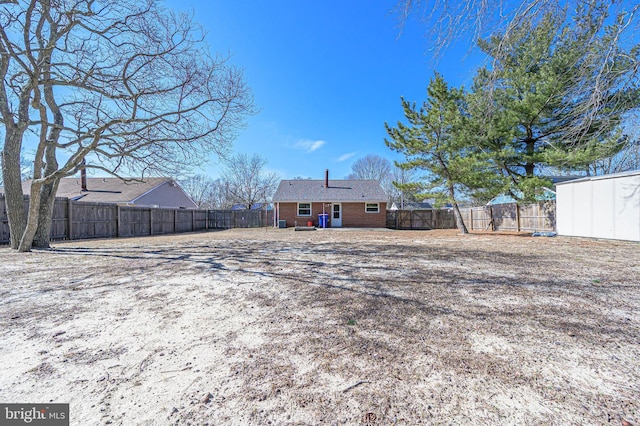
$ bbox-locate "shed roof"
[273,179,388,203]
[554,169,640,185]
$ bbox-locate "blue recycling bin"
[318,213,329,228]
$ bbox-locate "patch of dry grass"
[1,229,638,424]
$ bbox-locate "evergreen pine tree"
[385,74,503,233]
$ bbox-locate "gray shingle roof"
[18,177,170,204]
[273,180,388,202]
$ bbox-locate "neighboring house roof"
[16,177,197,208]
[273,179,388,203]
[392,201,434,210]
[231,203,273,210]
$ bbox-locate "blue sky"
[165,0,485,180]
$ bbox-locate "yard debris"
[201,392,213,404]
[342,380,370,393]
[531,231,557,237]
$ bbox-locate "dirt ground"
[0,228,639,425]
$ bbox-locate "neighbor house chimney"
[324,169,329,188]
[81,161,87,191]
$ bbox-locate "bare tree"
[178,174,215,208]
[396,0,637,56]
[1,0,254,251]
[588,137,640,175]
[178,174,238,209]
[222,153,279,209]
[347,154,399,203]
[207,178,233,210]
[389,165,419,208]
[347,155,420,205]
[347,155,392,182]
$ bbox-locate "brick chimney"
[324,169,329,188]
[81,161,87,191]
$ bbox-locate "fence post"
[469,208,473,231]
[515,203,521,232]
[117,205,121,238]
[149,208,153,235]
[192,209,195,231]
[67,198,73,240]
[489,206,495,231]
[173,209,177,233]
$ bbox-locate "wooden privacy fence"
[387,209,456,230]
[386,201,556,232]
[0,194,274,244]
[458,201,556,232]
[207,209,274,230]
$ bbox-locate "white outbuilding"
[556,170,640,242]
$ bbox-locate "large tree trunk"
[17,181,43,252]
[440,156,468,234]
[446,181,468,234]
[33,178,60,248]
[2,129,27,249]
[524,135,536,176]
[33,143,60,249]
[451,201,469,234]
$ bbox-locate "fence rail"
[0,194,274,244]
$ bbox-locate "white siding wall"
[556,172,640,241]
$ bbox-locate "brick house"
[272,170,388,228]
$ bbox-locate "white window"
[298,203,311,216]
[365,203,379,213]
